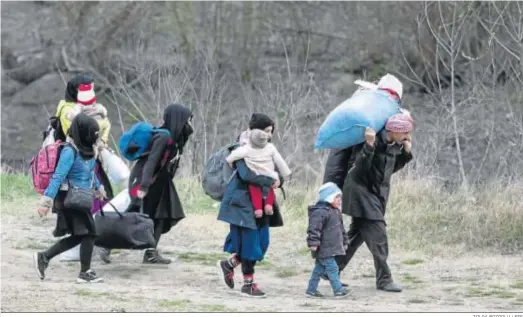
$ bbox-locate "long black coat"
[128,133,185,234]
[323,130,413,221]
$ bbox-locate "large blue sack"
[118,121,170,161]
[315,89,401,149]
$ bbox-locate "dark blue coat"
[217,148,284,230]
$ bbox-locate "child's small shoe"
[264,205,274,215]
[254,209,263,218]
[305,291,324,298]
[334,288,351,298]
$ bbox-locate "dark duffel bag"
[94,202,156,250]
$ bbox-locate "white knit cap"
[77,83,96,105]
[377,74,403,99]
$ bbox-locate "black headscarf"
[161,104,193,156]
[65,73,94,102]
[248,113,275,132]
[67,114,100,159]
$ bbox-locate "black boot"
[217,259,235,289]
[241,279,266,298]
[143,249,171,264]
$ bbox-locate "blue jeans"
[306,257,343,295]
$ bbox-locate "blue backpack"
[119,121,170,161]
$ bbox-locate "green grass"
[298,247,312,256]
[199,304,231,312]
[275,268,299,278]
[464,287,491,297]
[401,273,423,284]
[1,173,37,202]
[462,286,516,298]
[492,289,517,299]
[510,281,523,289]
[407,298,427,304]
[158,299,231,312]
[402,258,424,265]
[159,299,191,310]
[75,289,110,297]
[176,252,229,266]
[513,297,523,306]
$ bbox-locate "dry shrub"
[386,179,523,253]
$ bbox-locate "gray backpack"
[202,143,238,201]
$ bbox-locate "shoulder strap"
[61,142,78,160]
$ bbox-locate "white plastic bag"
[102,189,131,213]
[99,148,130,186]
[59,244,80,262]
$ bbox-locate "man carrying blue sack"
[322,89,415,293]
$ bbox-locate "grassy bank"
[2,173,522,254]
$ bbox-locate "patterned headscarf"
[385,112,414,133]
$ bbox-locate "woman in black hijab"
[216,112,285,298]
[34,114,106,283]
[127,104,194,264]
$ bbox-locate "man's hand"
[272,179,281,189]
[344,245,348,250]
[402,140,412,153]
[309,246,318,252]
[365,127,376,146]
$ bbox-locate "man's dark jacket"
[323,130,413,221]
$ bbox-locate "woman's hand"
[95,186,107,201]
[37,206,50,217]
[37,196,53,217]
[137,189,147,199]
[272,179,281,189]
[97,141,107,151]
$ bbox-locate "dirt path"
[1,200,523,312]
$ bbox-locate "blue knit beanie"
[318,182,342,204]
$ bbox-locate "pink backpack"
[30,141,71,195]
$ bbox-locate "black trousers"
[335,217,392,288]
